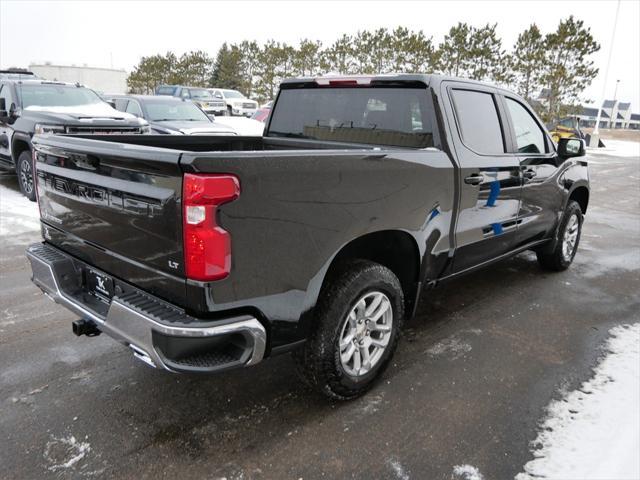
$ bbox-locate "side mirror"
[106,100,117,109]
[557,137,585,159]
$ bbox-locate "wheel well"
[12,139,31,164]
[569,186,589,214]
[325,230,421,317]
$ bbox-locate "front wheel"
[537,200,583,271]
[17,150,36,202]
[294,260,404,400]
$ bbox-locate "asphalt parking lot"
[1,140,638,479]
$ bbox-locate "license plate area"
[84,268,114,302]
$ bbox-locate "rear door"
[33,135,186,306]
[441,82,522,273]
[501,95,564,247]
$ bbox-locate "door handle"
[523,169,536,180]
[464,174,483,185]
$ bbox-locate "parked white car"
[210,88,258,117]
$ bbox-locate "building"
[575,100,639,130]
[28,63,127,94]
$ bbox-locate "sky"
[1,0,639,108]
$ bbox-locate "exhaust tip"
[72,319,101,337]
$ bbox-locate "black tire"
[294,260,404,400]
[16,150,36,202]
[227,105,233,116]
[536,200,583,271]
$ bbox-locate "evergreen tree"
[293,39,323,76]
[323,34,356,74]
[254,40,282,101]
[211,43,243,90]
[540,16,600,122]
[127,18,602,109]
[238,40,260,97]
[175,50,214,87]
[438,23,472,77]
[510,24,546,101]
[468,24,509,83]
[391,27,437,73]
[127,52,177,93]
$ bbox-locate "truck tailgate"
[32,135,186,306]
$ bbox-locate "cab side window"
[114,98,128,111]
[451,89,504,154]
[505,97,546,154]
[125,100,143,117]
[0,84,15,112]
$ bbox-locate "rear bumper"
[26,243,267,373]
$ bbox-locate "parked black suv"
[0,79,149,200]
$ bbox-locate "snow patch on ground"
[388,458,410,480]
[43,435,91,471]
[360,394,384,414]
[517,323,640,480]
[0,181,40,236]
[452,464,484,480]
[588,139,640,158]
[578,250,640,278]
[426,336,472,359]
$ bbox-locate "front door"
[501,95,564,247]
[442,83,522,273]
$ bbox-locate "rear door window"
[267,87,436,148]
[451,89,504,154]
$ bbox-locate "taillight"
[182,173,240,281]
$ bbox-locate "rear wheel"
[17,150,36,202]
[294,260,404,400]
[537,200,583,271]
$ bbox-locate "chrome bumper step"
[26,243,267,373]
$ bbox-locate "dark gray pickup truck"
[27,74,589,399]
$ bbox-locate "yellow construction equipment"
[549,116,584,144]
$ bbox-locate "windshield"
[18,84,103,108]
[223,90,245,99]
[189,89,214,100]
[268,87,435,148]
[145,101,210,122]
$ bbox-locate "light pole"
[613,79,620,103]
[592,0,621,144]
[612,79,620,128]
